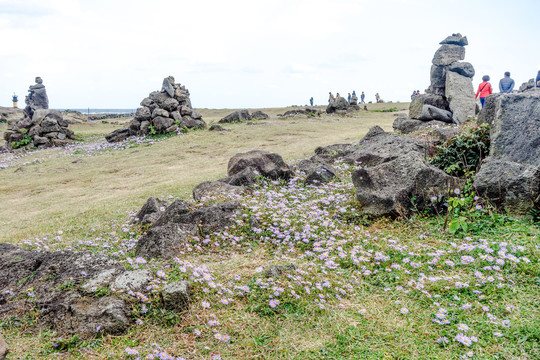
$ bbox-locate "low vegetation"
[1,104,538,359]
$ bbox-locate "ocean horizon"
[54,108,135,115]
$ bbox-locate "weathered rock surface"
[106,76,205,141]
[193,181,244,201]
[304,164,338,185]
[134,197,168,226]
[220,166,258,187]
[439,34,468,46]
[352,154,460,217]
[409,94,449,119]
[393,117,454,134]
[448,62,475,78]
[228,150,293,181]
[161,281,191,312]
[432,44,465,66]
[219,110,252,123]
[475,159,540,215]
[326,97,352,114]
[474,92,540,215]
[518,78,536,92]
[0,243,143,337]
[112,269,153,292]
[446,71,475,124]
[344,129,425,167]
[263,264,297,278]
[251,110,269,120]
[417,105,453,123]
[209,124,225,131]
[136,223,191,259]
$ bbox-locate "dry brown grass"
[0,103,405,245]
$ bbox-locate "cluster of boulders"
[106,76,206,142]
[0,242,190,339]
[218,109,269,123]
[394,34,475,134]
[475,91,540,215]
[326,96,360,114]
[3,77,75,150]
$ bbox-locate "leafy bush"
[11,134,33,149]
[430,123,490,177]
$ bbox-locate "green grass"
[1,104,539,360]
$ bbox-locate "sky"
[1,0,539,109]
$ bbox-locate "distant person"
[360,91,365,104]
[536,70,540,87]
[410,90,416,100]
[499,72,515,93]
[475,75,493,108]
[336,93,341,100]
[309,97,314,106]
[328,92,335,103]
[416,90,420,96]
[347,93,351,103]
[352,90,356,96]
[12,93,18,108]
[375,93,380,103]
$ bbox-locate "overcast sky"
[1,0,539,109]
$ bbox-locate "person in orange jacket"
[475,75,492,108]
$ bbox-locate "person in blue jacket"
[536,70,540,87]
[499,72,515,93]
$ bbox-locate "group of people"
[410,90,421,99]
[475,70,540,108]
[327,91,365,104]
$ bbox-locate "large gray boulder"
[326,97,350,114]
[220,166,258,186]
[105,127,130,142]
[432,44,465,66]
[0,243,132,337]
[352,154,460,217]
[475,159,540,215]
[228,150,293,181]
[343,130,425,167]
[445,71,475,124]
[219,109,252,123]
[134,197,168,226]
[448,62,475,78]
[251,110,269,120]
[393,117,455,135]
[481,92,540,165]
[136,223,191,259]
[474,92,540,215]
[409,94,449,119]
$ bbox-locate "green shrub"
[430,123,490,177]
[11,134,33,149]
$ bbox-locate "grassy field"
[1,103,539,360]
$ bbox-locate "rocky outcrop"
[3,78,75,150]
[106,76,205,142]
[304,164,337,185]
[251,110,269,120]
[352,153,460,217]
[326,97,356,114]
[193,181,244,201]
[0,243,160,337]
[219,109,252,123]
[228,150,293,181]
[474,92,540,215]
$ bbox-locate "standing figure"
[309,97,314,106]
[347,93,351,104]
[360,91,365,104]
[328,92,335,103]
[410,90,417,100]
[336,92,341,100]
[475,75,493,108]
[12,93,18,108]
[375,93,380,103]
[499,72,515,93]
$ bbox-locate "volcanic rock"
[228,150,293,181]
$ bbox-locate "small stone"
[161,281,191,312]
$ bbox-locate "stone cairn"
[394,34,475,134]
[3,77,75,150]
[326,96,360,114]
[106,76,206,142]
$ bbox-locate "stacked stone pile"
[3,77,75,150]
[106,76,205,142]
[394,34,475,134]
[326,96,359,114]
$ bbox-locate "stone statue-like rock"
[445,71,476,124]
[2,78,75,150]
